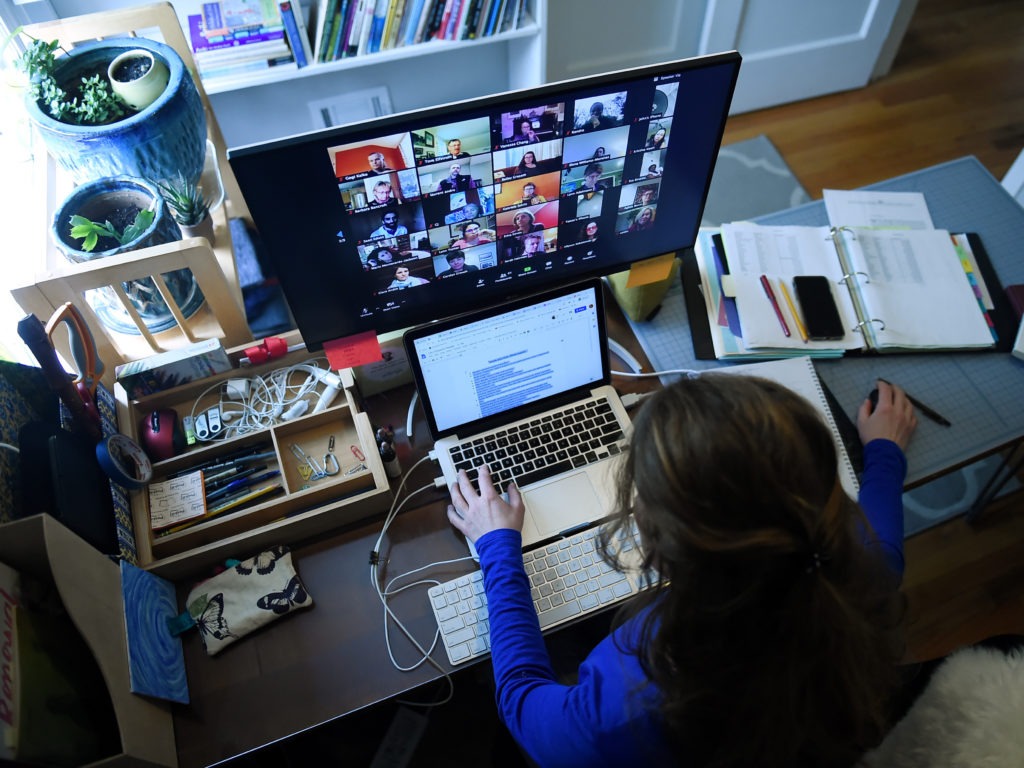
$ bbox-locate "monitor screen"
[228,52,741,351]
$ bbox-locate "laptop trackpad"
[524,473,601,540]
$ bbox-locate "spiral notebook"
[695,224,1008,359]
[707,356,859,498]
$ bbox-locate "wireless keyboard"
[429,522,651,665]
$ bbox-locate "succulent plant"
[156,173,210,226]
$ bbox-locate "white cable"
[607,338,643,374]
[611,367,702,379]
[406,389,418,443]
[369,454,465,707]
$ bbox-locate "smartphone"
[793,275,845,340]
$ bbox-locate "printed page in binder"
[706,356,860,498]
[706,223,995,356]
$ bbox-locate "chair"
[15,3,257,386]
[858,641,1024,767]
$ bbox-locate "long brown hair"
[599,374,905,767]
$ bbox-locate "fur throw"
[859,645,1024,767]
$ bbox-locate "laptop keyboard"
[429,520,651,665]
[448,397,626,491]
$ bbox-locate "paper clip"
[351,444,366,462]
[322,452,340,476]
[290,443,326,480]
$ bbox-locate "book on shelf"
[186,14,288,56]
[279,0,314,67]
[690,223,1009,361]
[199,55,299,84]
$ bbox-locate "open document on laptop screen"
[410,283,605,435]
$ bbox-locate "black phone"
[793,275,845,340]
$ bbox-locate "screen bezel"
[229,52,741,351]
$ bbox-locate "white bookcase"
[205,0,548,147]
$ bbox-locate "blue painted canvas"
[120,561,189,704]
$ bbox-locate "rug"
[696,135,1019,537]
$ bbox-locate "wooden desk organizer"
[115,347,393,581]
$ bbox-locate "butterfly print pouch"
[185,545,314,656]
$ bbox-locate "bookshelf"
[202,11,546,95]
[201,0,547,146]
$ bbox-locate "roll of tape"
[97,434,153,489]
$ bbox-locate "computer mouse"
[868,387,879,414]
[139,409,185,462]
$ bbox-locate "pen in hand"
[878,378,952,427]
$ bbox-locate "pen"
[878,378,952,427]
[205,466,270,498]
[158,482,284,536]
[778,279,808,343]
[760,274,790,337]
[206,469,279,502]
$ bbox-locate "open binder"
[687,224,1015,360]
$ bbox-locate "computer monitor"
[228,51,741,351]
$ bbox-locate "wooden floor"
[720,0,1024,662]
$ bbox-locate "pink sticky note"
[324,331,382,369]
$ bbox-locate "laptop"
[404,278,632,550]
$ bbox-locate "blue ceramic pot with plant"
[25,37,206,187]
[52,176,205,335]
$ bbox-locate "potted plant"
[107,48,169,112]
[52,176,206,335]
[156,173,214,245]
[10,32,206,187]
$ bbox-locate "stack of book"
[180,0,306,85]
[312,0,527,64]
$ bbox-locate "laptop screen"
[406,280,607,438]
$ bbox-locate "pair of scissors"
[44,302,104,430]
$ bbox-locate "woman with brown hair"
[448,375,916,767]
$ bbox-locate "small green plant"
[156,174,209,226]
[8,31,127,125]
[68,209,155,252]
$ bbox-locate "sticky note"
[324,331,383,370]
[625,253,676,288]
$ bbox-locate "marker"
[778,279,808,343]
[760,274,790,337]
[878,378,952,427]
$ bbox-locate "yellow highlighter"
[778,279,809,343]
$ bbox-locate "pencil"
[778,279,808,343]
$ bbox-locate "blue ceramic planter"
[26,38,207,187]
[52,176,205,335]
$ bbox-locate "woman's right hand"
[856,379,917,450]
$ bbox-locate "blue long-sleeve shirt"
[474,439,908,768]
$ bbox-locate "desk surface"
[174,157,1024,766]
[172,287,652,767]
[628,156,1024,486]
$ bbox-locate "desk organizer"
[115,348,392,580]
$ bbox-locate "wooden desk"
[172,284,653,767]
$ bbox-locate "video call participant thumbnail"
[572,93,626,133]
[385,265,430,290]
[497,104,564,146]
[436,250,481,278]
[330,133,414,181]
